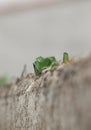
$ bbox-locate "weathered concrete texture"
[1,56,91,130]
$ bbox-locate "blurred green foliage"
[0,75,8,87]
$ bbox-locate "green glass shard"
[63,52,69,63]
[36,56,44,62]
[33,56,57,75]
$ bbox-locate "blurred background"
[0,0,91,77]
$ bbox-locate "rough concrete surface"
[1,56,91,130]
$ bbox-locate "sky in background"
[0,0,58,13]
[0,0,29,3]
[0,0,91,77]
[0,0,22,4]
[0,0,54,4]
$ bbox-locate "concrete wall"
[1,55,91,130]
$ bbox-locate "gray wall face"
[0,1,91,76]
